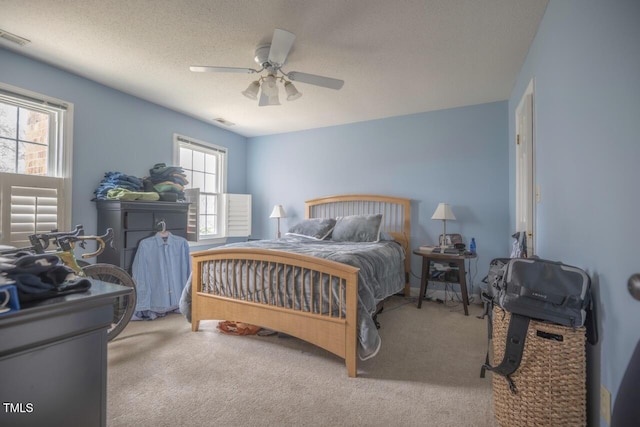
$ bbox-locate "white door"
[515,79,535,256]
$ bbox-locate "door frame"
[515,78,536,256]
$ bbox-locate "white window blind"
[0,172,65,246]
[221,193,251,237]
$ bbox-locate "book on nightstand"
[418,245,438,253]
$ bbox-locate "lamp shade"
[431,203,456,221]
[262,75,278,96]
[269,205,286,219]
[284,81,302,101]
[265,92,281,105]
[242,81,260,100]
[259,88,281,106]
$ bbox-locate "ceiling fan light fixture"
[191,29,343,106]
[258,84,281,106]
[265,92,281,106]
[269,94,281,106]
[284,81,302,101]
[262,75,278,97]
[241,81,260,100]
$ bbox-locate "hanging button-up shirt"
[132,233,191,315]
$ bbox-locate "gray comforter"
[180,235,405,360]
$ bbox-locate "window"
[0,83,73,247]
[174,134,227,242]
[174,134,251,244]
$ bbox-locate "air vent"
[213,118,235,126]
[0,29,30,46]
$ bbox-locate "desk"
[0,281,131,426]
[414,249,477,315]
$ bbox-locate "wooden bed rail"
[190,248,361,377]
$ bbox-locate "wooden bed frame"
[190,194,411,377]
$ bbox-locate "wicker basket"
[491,307,586,427]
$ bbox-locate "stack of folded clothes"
[106,188,159,201]
[145,163,189,202]
[1,253,91,304]
[93,171,145,200]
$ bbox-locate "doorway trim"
[515,78,536,255]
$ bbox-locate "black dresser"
[95,200,189,272]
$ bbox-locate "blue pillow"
[331,214,383,242]
[286,218,336,240]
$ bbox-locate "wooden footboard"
[190,248,361,377]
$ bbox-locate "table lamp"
[269,205,286,238]
[431,203,456,253]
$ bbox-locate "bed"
[187,194,411,377]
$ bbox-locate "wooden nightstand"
[413,249,477,315]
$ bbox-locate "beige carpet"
[107,296,497,427]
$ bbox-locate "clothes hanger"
[157,220,170,238]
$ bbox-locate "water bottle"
[470,238,476,254]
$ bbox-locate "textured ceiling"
[0,0,548,137]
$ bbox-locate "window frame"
[173,133,227,245]
[0,83,73,246]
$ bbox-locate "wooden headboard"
[305,194,411,296]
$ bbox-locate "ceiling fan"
[190,29,344,106]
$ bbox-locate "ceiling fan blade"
[190,66,257,74]
[268,29,295,66]
[287,71,344,90]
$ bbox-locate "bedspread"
[180,236,405,360]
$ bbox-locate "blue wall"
[247,102,510,294]
[509,1,640,424]
[0,48,247,235]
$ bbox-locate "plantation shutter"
[0,172,66,247]
[184,188,200,242]
[221,193,252,237]
[183,190,251,241]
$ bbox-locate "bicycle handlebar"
[29,224,85,252]
[74,228,114,259]
[1,226,115,259]
[54,227,114,259]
